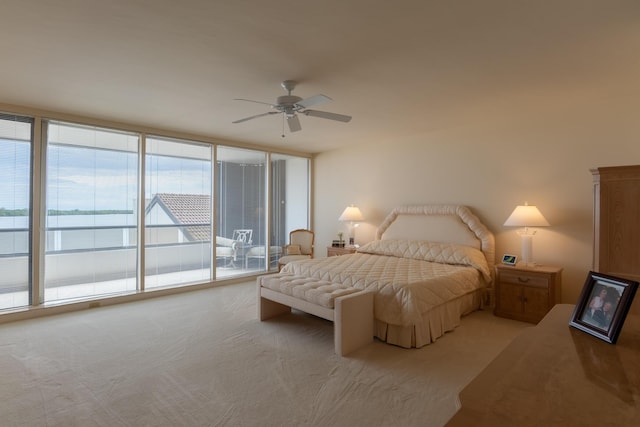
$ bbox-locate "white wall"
[314,90,640,304]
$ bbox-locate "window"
[145,136,213,288]
[270,154,310,269]
[0,109,311,313]
[45,122,139,302]
[0,114,32,309]
[217,147,267,274]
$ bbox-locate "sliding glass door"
[0,114,32,309]
[270,154,310,269]
[44,122,139,302]
[145,136,213,288]
[217,147,266,275]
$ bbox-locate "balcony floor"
[0,265,269,311]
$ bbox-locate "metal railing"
[0,224,217,293]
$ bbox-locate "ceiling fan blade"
[296,94,331,108]
[303,109,352,123]
[287,114,302,132]
[232,111,278,124]
[233,98,274,107]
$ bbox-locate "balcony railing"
[0,223,267,297]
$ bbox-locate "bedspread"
[281,252,486,327]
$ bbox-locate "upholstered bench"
[257,273,374,356]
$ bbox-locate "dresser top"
[447,304,640,426]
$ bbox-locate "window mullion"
[30,117,45,305]
[138,134,146,292]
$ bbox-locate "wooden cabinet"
[494,264,562,323]
[592,165,640,315]
[327,246,357,257]
[592,165,640,282]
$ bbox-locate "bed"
[281,205,495,348]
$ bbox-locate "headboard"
[376,205,495,271]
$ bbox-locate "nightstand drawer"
[327,246,357,257]
[499,271,549,288]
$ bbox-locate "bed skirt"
[373,289,484,348]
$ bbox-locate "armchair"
[277,229,314,272]
[216,236,238,267]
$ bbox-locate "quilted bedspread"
[281,240,490,327]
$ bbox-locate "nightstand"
[494,264,562,324]
[327,246,357,257]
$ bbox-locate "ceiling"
[1,1,639,154]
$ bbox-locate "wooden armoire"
[592,165,640,314]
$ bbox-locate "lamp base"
[519,232,536,266]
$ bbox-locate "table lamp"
[339,205,364,246]
[503,202,549,266]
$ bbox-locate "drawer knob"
[518,277,530,283]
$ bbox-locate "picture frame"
[501,254,517,266]
[569,271,638,344]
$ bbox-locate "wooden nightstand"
[494,264,562,323]
[327,246,357,257]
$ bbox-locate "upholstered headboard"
[375,205,495,272]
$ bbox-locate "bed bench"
[257,273,374,356]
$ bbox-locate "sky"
[0,138,211,213]
[0,138,30,211]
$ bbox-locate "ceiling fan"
[232,80,352,134]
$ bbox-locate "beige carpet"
[0,281,529,427]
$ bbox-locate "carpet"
[0,281,529,426]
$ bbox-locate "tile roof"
[147,193,211,241]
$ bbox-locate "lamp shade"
[339,205,364,222]
[503,204,549,227]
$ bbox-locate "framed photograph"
[569,271,638,344]
[501,254,517,266]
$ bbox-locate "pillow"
[358,239,491,282]
[287,244,302,255]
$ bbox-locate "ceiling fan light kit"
[233,80,352,134]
